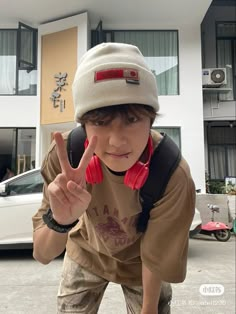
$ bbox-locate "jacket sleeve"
[32,139,62,232]
[140,158,195,283]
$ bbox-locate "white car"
[0,168,43,249]
[189,208,202,237]
[0,168,202,249]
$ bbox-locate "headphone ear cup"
[124,162,149,190]
[85,155,103,184]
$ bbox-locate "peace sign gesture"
[47,132,97,225]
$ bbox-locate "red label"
[95,68,139,82]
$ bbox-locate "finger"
[54,173,69,192]
[77,135,97,173]
[54,132,71,174]
[48,181,71,206]
[67,181,92,203]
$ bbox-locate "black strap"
[67,127,181,233]
[67,126,86,168]
[136,133,181,232]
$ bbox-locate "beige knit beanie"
[72,42,159,120]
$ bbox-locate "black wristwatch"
[42,208,78,233]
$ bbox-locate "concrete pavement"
[0,235,235,314]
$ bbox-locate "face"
[85,114,151,172]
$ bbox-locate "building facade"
[201,2,236,192]
[0,0,235,193]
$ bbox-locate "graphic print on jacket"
[86,203,141,255]
[83,167,143,256]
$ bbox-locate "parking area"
[0,235,235,314]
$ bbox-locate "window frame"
[0,23,37,96]
[206,122,236,180]
[17,22,37,71]
[152,126,181,150]
[216,21,236,101]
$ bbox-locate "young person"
[32,42,195,314]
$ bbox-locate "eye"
[93,120,106,126]
[127,116,139,124]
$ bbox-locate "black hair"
[78,104,157,126]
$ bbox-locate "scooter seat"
[208,204,220,213]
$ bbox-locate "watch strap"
[42,208,78,233]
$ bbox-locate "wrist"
[142,304,158,313]
[142,300,158,313]
[43,208,78,233]
[52,212,76,226]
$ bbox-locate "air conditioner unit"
[202,68,227,87]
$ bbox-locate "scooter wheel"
[214,229,231,242]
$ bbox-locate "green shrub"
[208,180,225,194]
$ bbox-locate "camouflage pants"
[57,253,172,314]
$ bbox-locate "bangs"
[78,104,157,125]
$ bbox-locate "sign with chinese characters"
[50,72,68,112]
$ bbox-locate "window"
[16,129,36,174]
[216,22,236,100]
[0,30,17,94]
[0,23,37,95]
[0,128,36,181]
[209,145,236,180]
[152,127,181,149]
[92,28,179,95]
[207,123,236,180]
[7,170,43,196]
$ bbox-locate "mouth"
[106,152,130,159]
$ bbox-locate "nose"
[108,121,127,148]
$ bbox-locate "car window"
[7,171,44,196]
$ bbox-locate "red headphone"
[85,135,153,190]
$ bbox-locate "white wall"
[0,96,38,127]
[203,93,236,121]
[155,25,205,191]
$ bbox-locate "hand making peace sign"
[48,132,97,225]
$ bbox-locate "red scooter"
[200,204,231,242]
